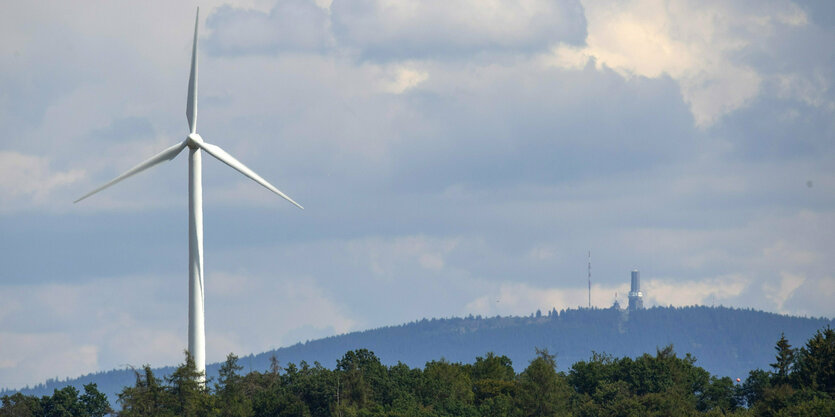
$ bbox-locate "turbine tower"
[75,8,302,379]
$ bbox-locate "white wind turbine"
[75,8,303,379]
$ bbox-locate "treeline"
[5,306,830,403]
[2,327,832,416]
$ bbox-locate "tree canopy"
[2,327,833,416]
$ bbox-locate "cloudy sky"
[1,0,834,389]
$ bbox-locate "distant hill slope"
[4,306,832,407]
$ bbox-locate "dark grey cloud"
[384,66,696,192]
[795,0,835,29]
[716,6,835,161]
[714,95,835,161]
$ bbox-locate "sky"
[1,0,834,390]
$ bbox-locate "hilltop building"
[628,269,644,311]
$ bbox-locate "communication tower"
[628,269,644,311]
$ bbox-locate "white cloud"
[465,282,631,317]
[205,271,356,358]
[527,244,562,262]
[775,71,835,110]
[0,333,99,390]
[644,275,750,307]
[780,274,835,317]
[763,272,806,313]
[464,275,751,318]
[0,151,84,210]
[379,65,429,94]
[545,0,810,126]
[0,271,355,388]
[347,235,461,279]
[762,240,817,266]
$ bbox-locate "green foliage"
[792,326,834,395]
[739,369,771,407]
[696,376,739,412]
[420,358,476,415]
[165,351,212,416]
[118,365,171,416]
[772,395,835,416]
[214,353,252,417]
[470,352,516,409]
[1,392,43,417]
[336,349,387,410]
[0,383,111,417]
[80,384,111,417]
[516,349,570,417]
[568,351,615,396]
[770,333,795,385]
[3,325,834,416]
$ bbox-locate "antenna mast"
[587,250,591,308]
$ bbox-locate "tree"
[582,380,642,417]
[165,351,212,416]
[739,369,771,407]
[793,326,834,394]
[516,348,571,417]
[79,384,111,417]
[420,358,476,415]
[287,361,334,417]
[568,351,615,396]
[2,384,108,417]
[335,349,387,410]
[470,352,516,407]
[696,376,739,412]
[471,352,515,382]
[215,353,251,417]
[772,396,835,416]
[770,333,795,385]
[118,365,172,417]
[0,393,42,417]
[41,386,84,417]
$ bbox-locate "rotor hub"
[186,133,203,149]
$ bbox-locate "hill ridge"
[3,305,832,407]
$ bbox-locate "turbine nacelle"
[186,133,204,149]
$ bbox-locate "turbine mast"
[188,145,206,380]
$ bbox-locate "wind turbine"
[75,8,303,379]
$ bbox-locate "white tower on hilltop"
[628,269,644,311]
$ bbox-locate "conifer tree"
[165,351,211,416]
[770,333,795,385]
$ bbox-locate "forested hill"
[4,306,831,406]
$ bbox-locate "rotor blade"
[186,7,199,134]
[198,141,304,209]
[74,142,187,203]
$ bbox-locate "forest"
[1,326,832,416]
[5,306,830,405]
